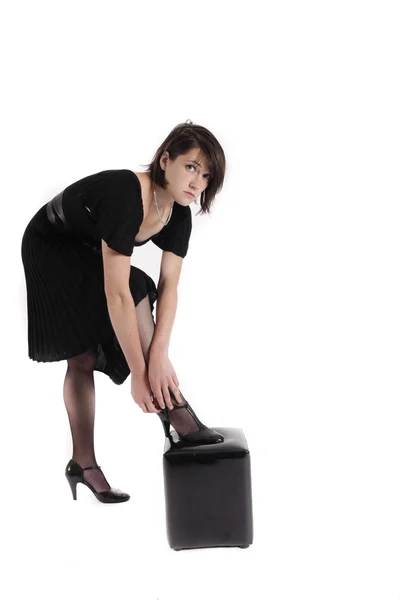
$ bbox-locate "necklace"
[153,185,173,226]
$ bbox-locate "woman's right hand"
[130,369,162,414]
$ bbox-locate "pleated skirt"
[21,201,159,385]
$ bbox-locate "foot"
[165,392,202,436]
[73,459,111,493]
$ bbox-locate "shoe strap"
[82,465,101,471]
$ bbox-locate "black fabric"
[150,204,192,258]
[21,203,158,384]
[21,169,192,384]
[61,169,192,258]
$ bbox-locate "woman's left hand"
[148,348,183,411]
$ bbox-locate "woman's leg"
[64,348,110,492]
[135,294,202,435]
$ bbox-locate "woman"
[21,120,226,503]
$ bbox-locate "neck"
[138,171,174,218]
[151,183,174,216]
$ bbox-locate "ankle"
[72,455,97,468]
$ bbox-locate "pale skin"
[133,148,211,240]
[102,147,211,413]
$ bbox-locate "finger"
[172,385,183,403]
[153,386,165,409]
[152,394,163,412]
[151,398,162,413]
[163,386,174,411]
[146,397,161,413]
[154,394,165,410]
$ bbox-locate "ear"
[160,151,170,170]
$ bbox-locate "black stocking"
[63,292,203,495]
[63,349,111,492]
[135,294,202,436]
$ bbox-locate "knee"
[67,347,97,371]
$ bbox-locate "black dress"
[20,169,192,385]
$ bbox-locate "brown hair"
[142,119,226,216]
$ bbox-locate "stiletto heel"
[65,459,130,503]
[156,398,224,445]
[160,417,171,437]
[66,473,79,500]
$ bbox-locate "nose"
[190,174,202,192]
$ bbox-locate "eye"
[186,164,211,180]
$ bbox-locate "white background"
[2,0,400,598]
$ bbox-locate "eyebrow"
[188,160,210,174]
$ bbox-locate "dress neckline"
[130,170,174,244]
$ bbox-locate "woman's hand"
[148,348,183,411]
[130,368,161,414]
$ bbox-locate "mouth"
[185,191,195,198]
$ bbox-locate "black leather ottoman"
[162,427,253,551]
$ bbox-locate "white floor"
[4,347,400,600]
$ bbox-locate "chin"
[176,195,191,206]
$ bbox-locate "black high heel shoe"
[157,398,224,445]
[65,459,130,503]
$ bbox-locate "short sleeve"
[151,206,192,258]
[97,171,144,256]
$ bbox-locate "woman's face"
[161,149,211,206]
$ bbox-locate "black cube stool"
[162,427,254,550]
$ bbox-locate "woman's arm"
[151,284,178,356]
[151,249,183,354]
[102,239,147,375]
[107,295,147,375]
[148,283,183,407]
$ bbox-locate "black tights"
[63,293,201,492]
